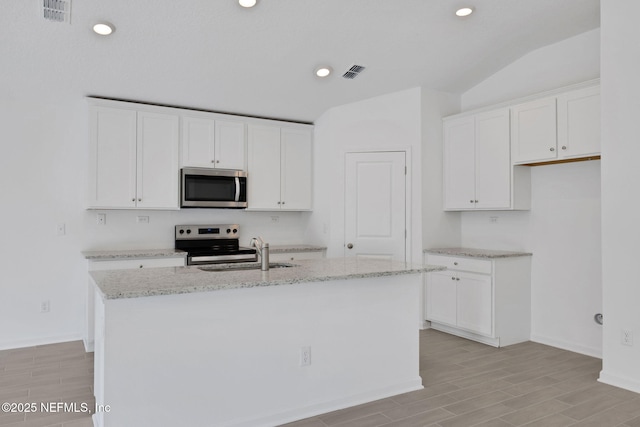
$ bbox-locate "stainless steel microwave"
[181,168,247,208]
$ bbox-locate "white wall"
[599,1,640,393]
[459,30,603,357]
[309,88,424,263]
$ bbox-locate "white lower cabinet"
[425,254,531,347]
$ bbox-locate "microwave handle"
[235,177,240,202]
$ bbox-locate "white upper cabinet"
[88,106,137,208]
[88,104,179,209]
[136,112,180,209]
[443,108,514,210]
[557,85,601,160]
[247,125,282,210]
[511,97,557,164]
[181,114,245,170]
[511,84,600,165]
[247,124,312,211]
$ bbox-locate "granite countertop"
[90,258,445,300]
[269,245,326,253]
[425,247,532,259]
[83,245,327,260]
[83,249,187,260]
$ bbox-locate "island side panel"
[99,274,422,427]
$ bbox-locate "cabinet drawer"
[88,257,185,271]
[269,251,325,262]
[426,255,491,274]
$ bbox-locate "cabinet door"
[456,272,492,336]
[511,97,557,164]
[443,116,476,210]
[281,128,312,210]
[88,107,137,208]
[247,125,281,210]
[137,112,180,209]
[426,271,457,326]
[181,116,215,168]
[557,86,600,160]
[475,109,511,209]
[215,120,246,170]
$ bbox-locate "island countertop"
[90,258,445,300]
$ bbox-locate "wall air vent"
[42,0,71,23]
[342,65,366,79]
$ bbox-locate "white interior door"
[344,151,406,262]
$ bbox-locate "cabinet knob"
[470,200,474,203]
[453,262,458,265]
[216,160,220,164]
[347,243,353,249]
[211,160,215,163]
[475,200,478,203]
[451,276,456,281]
[277,201,281,205]
[456,277,460,281]
[138,198,142,202]
[131,198,135,202]
[561,146,567,150]
[139,265,143,269]
[282,201,285,205]
[550,147,555,152]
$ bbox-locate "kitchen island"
[90,258,443,427]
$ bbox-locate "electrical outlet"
[56,223,66,236]
[40,300,50,313]
[622,329,633,346]
[490,216,499,223]
[300,346,311,366]
[271,216,280,223]
[96,213,106,225]
[136,216,150,224]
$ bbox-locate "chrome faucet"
[250,237,270,271]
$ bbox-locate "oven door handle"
[234,177,240,202]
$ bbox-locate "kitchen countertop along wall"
[425,247,532,258]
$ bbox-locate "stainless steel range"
[175,224,257,265]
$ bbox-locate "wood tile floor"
[285,329,640,427]
[1,330,639,427]
[0,341,94,427]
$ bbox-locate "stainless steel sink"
[198,262,297,272]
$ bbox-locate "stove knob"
[232,228,238,234]
[186,229,191,234]
[226,228,231,234]
[179,229,185,234]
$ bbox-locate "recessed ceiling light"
[239,0,257,8]
[93,22,115,36]
[455,7,474,17]
[315,67,332,78]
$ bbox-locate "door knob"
[347,243,353,249]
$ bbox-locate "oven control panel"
[175,224,240,240]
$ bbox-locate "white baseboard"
[227,378,424,427]
[530,334,602,359]
[0,334,83,351]
[598,370,640,394]
[83,338,95,353]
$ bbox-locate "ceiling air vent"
[342,65,366,80]
[42,0,71,23]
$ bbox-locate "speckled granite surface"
[425,247,532,258]
[83,249,187,260]
[90,258,445,300]
[269,245,326,253]
[83,245,326,260]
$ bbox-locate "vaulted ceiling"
[3,0,599,122]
